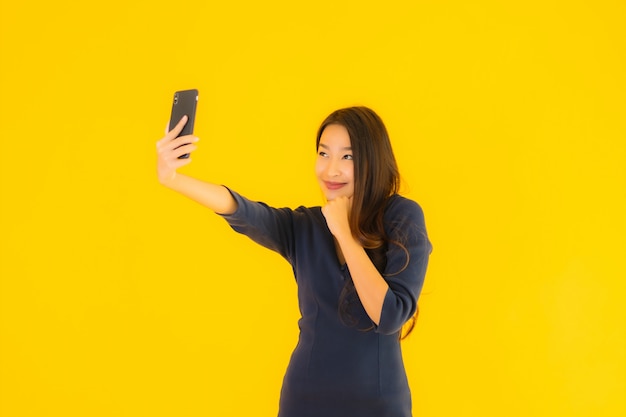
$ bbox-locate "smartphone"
[168,89,198,159]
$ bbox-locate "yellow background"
[1,1,625,416]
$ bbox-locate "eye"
[343,154,353,160]
[318,151,328,157]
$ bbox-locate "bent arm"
[375,200,431,335]
[324,196,430,334]
[323,196,388,325]
[336,235,388,326]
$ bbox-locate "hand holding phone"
[168,89,198,159]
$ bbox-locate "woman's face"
[315,123,355,201]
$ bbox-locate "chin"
[324,191,352,201]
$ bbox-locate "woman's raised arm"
[156,115,237,215]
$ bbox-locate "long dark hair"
[316,106,417,339]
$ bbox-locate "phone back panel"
[168,89,198,137]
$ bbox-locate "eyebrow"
[318,143,352,151]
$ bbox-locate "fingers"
[322,197,352,238]
[156,116,189,147]
[158,140,198,160]
[172,142,198,159]
[322,196,350,216]
[157,134,198,153]
[167,153,194,170]
[156,116,200,184]
[156,140,197,184]
[168,115,188,137]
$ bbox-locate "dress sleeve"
[376,197,432,335]
[218,187,296,263]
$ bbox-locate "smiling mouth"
[324,181,346,190]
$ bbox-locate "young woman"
[156,106,431,417]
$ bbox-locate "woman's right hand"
[156,115,199,186]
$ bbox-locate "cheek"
[344,162,355,180]
[314,159,325,177]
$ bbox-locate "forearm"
[337,235,389,325]
[161,173,237,215]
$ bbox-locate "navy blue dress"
[220,189,431,417]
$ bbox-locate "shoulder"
[383,195,429,243]
[384,195,432,253]
[293,204,325,226]
[384,194,426,223]
[294,204,322,215]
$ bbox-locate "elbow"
[376,315,413,335]
[375,289,416,335]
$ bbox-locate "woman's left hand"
[322,196,352,239]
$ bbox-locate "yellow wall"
[1,1,624,416]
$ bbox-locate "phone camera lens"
[173,94,179,105]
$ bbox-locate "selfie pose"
[156,105,432,417]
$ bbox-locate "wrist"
[158,171,178,188]
[336,232,361,251]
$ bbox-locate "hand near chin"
[322,196,352,239]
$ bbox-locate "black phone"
[168,89,198,159]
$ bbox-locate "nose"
[326,158,341,177]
